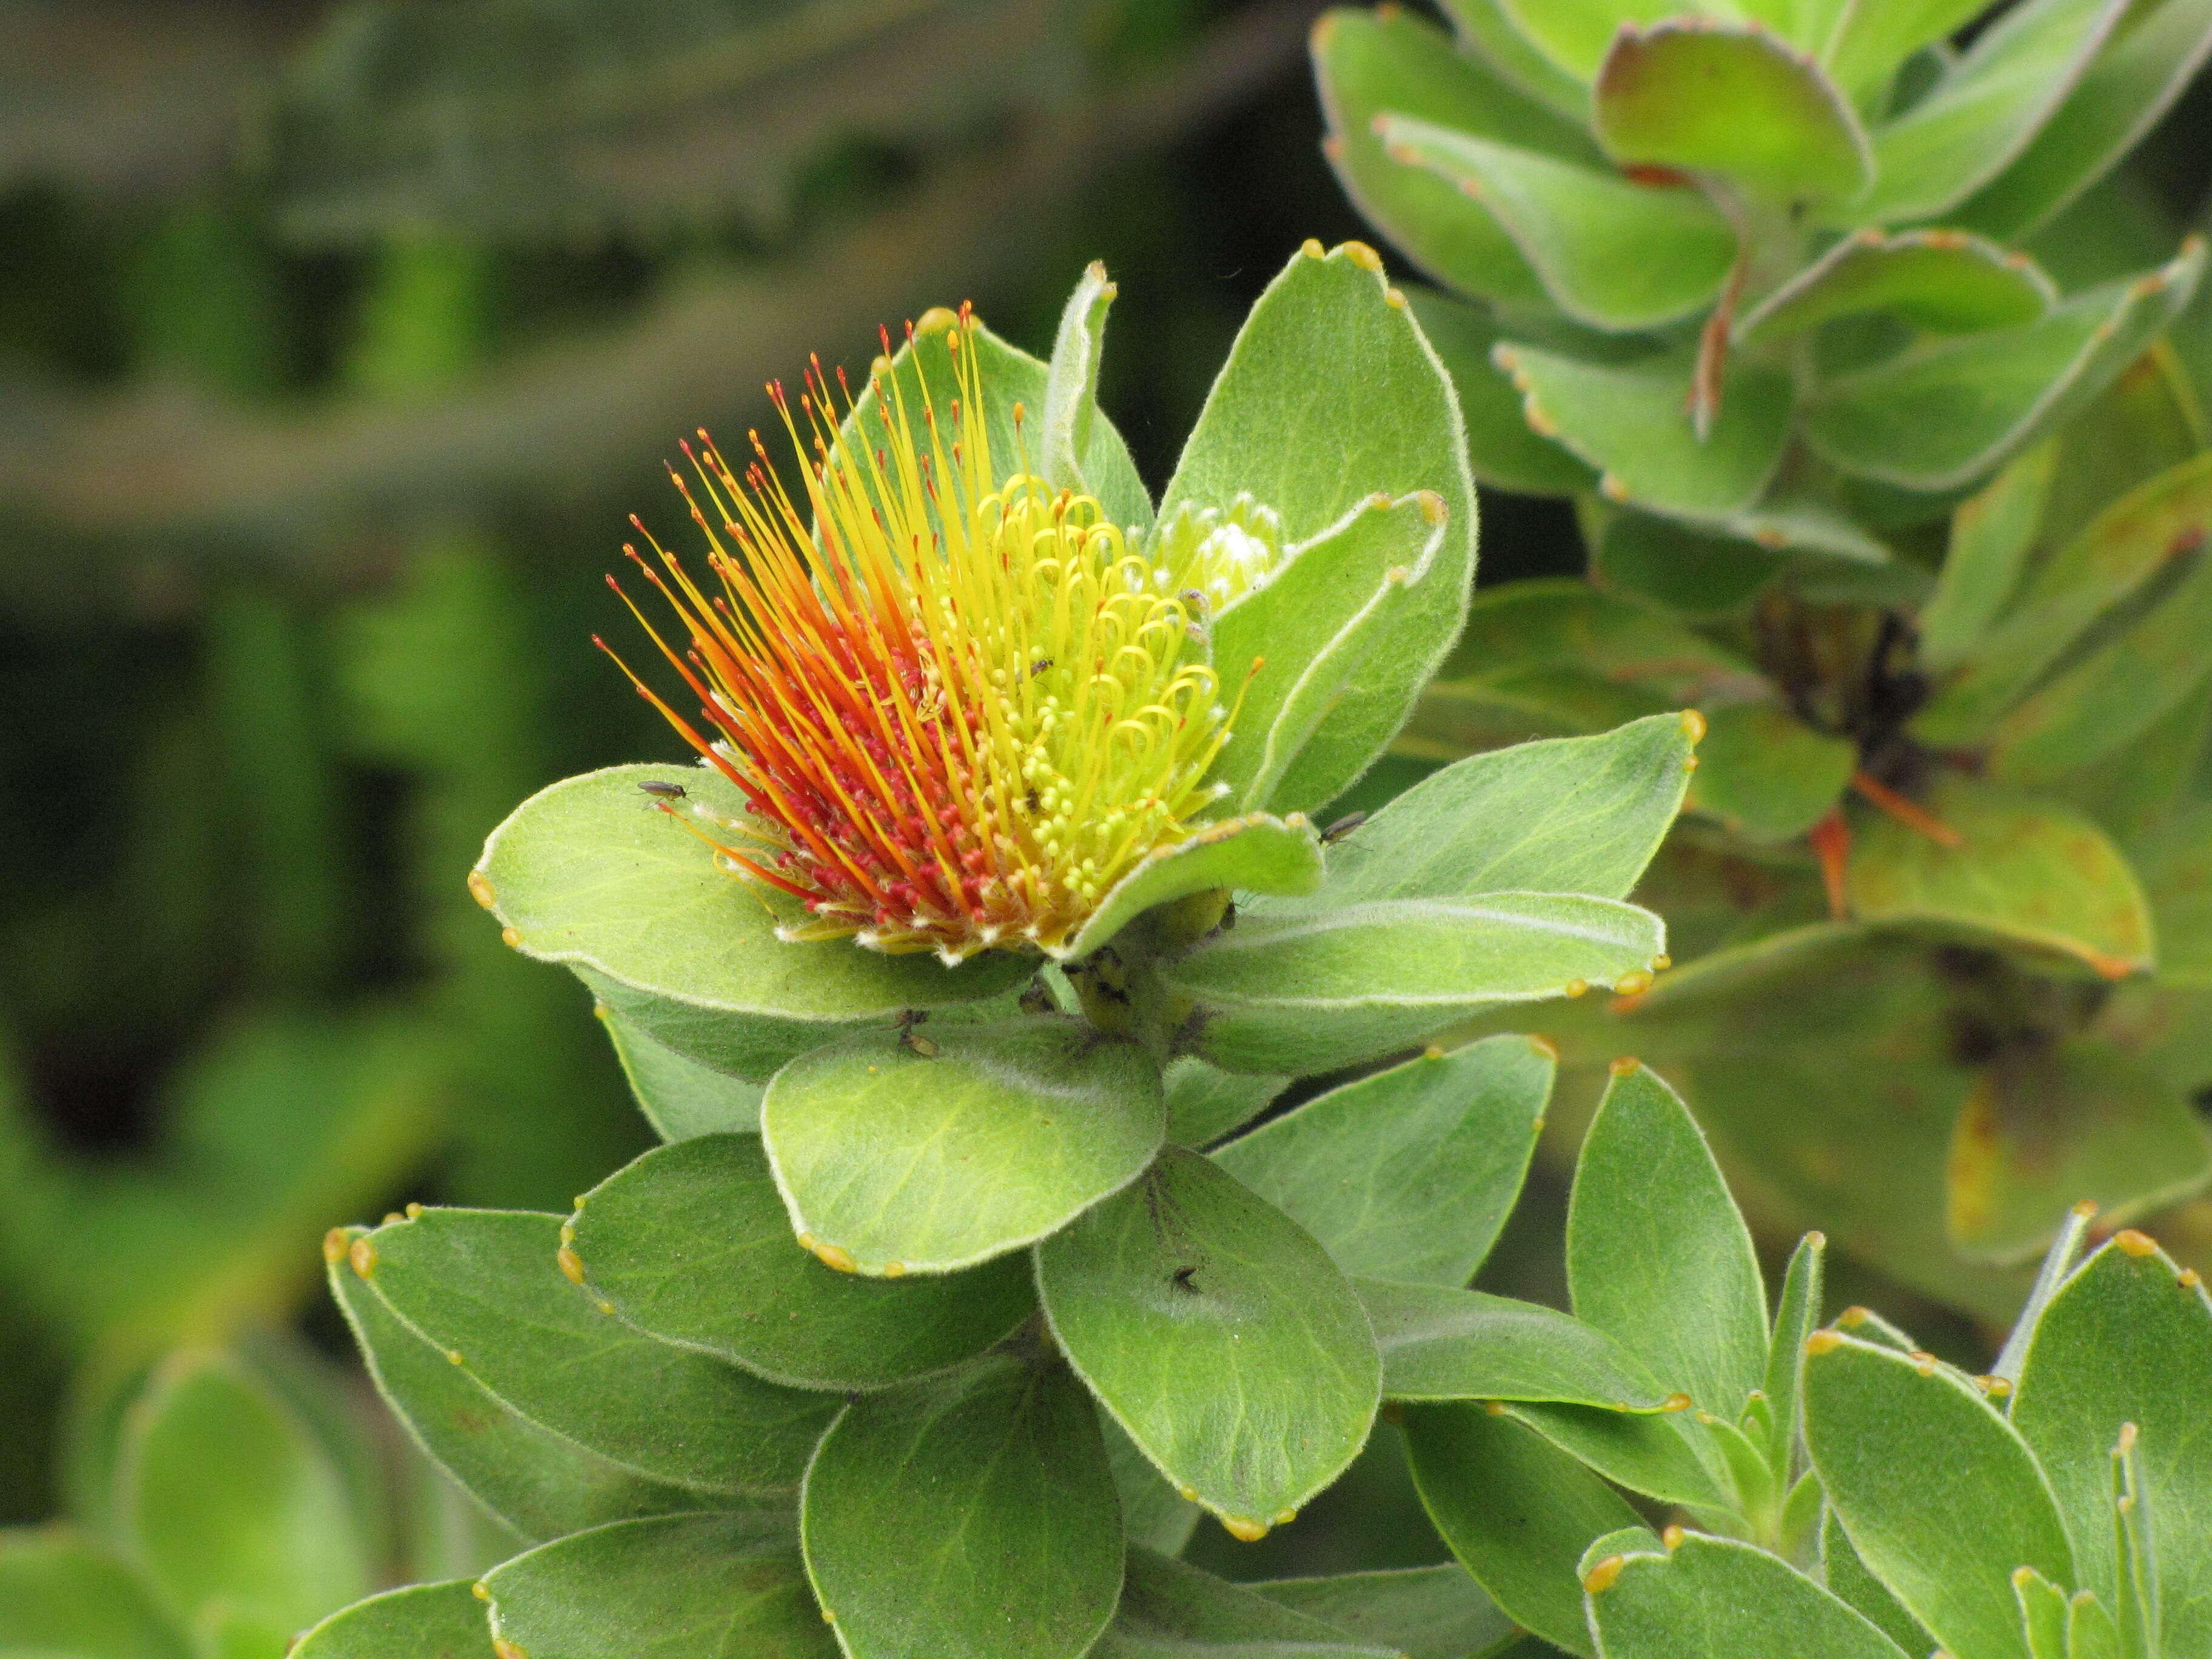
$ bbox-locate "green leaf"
[2131,802,2212,988]
[358,1207,833,1493]
[1274,713,1701,910]
[1312,7,1592,307]
[475,765,1030,1081]
[1443,578,1756,691]
[1067,814,1324,959]
[1361,1280,1674,1410]
[1801,240,2208,492]
[1380,118,1736,332]
[1848,0,2129,225]
[1164,1057,1289,1148]
[1206,495,1452,816]
[1212,1035,1554,1284]
[1956,0,2212,240]
[483,1512,832,1659]
[2013,1566,2071,1659]
[1036,1148,1381,1537]
[1917,447,2212,746]
[1495,0,1726,79]
[2012,1235,2212,1649]
[1104,1416,1203,1557]
[1404,289,1600,495]
[801,1355,1122,1659]
[1500,1401,1728,1510]
[1945,1041,2211,1264]
[1737,230,2057,349]
[1250,1563,1518,1659]
[1594,21,1872,201]
[1403,1402,1642,1657]
[599,1004,761,1139]
[1990,1201,2100,1387]
[1439,0,1597,111]
[1765,1232,1827,1476]
[1159,241,1477,813]
[1803,1332,2073,1659]
[290,1581,491,1659]
[763,1017,1162,1276]
[1039,261,1153,535]
[1822,0,1994,102]
[1491,343,1794,518]
[1843,774,2155,978]
[1583,1531,1912,1659]
[1820,1506,1934,1655]
[1917,443,2058,674]
[1167,894,1666,1076]
[1986,529,2212,787]
[0,1529,190,1659]
[1569,1062,1768,1419]
[116,1350,372,1640]
[1685,702,1857,843]
[329,1237,721,1542]
[1093,1549,1398,1658]
[1590,512,1785,617]
[567,1134,1033,1392]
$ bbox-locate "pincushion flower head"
[602,304,1275,963]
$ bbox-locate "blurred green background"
[2,0,2208,1587]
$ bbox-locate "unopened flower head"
[603,306,1270,962]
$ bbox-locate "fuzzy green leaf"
[1403,289,1601,495]
[1036,1148,1381,1536]
[116,1350,372,1641]
[567,1134,1034,1392]
[1093,1549,1398,1658]
[1272,713,1700,911]
[475,765,1029,1081]
[1208,494,1453,817]
[1801,240,2207,492]
[1104,1416,1203,1557]
[1823,0,1994,102]
[1313,7,1593,307]
[1765,1232,1826,1476]
[1441,0,1595,113]
[1848,0,2128,224]
[1594,21,1872,201]
[358,1207,833,1493]
[1379,118,1736,332]
[1167,894,1666,1076]
[762,1017,1162,1276]
[1161,241,1477,814]
[1251,1564,1517,1659]
[290,1581,492,1659]
[1583,1531,1911,1659]
[1803,1332,2073,1659]
[2012,1235,2212,1649]
[1569,1062,1769,1419]
[1685,701,1857,843]
[330,1236,722,1541]
[1495,0,1728,79]
[1738,230,2056,348]
[801,1356,1122,1659]
[1956,0,2212,240]
[1820,1506,1934,1655]
[1212,1036,1553,1285]
[1491,343,1794,518]
[1403,1402,1643,1657]
[483,1513,832,1659]
[600,1005,763,1139]
[1501,1401,1729,1509]
[1593,512,1785,618]
[1039,262,1153,534]
[1843,774,2156,979]
[1067,814,1324,959]
[1164,1057,1289,1148]
[0,1529,190,1659]
[1361,1279,1673,1409]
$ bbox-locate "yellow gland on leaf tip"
[605,306,1275,962]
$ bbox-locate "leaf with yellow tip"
[1062,812,1323,961]
[290,1580,495,1659]
[1581,1530,1912,1659]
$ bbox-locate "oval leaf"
[1212,1034,1555,1285]
[1250,1562,1517,1659]
[1359,1279,1672,1410]
[359,1207,834,1493]
[763,1017,1163,1276]
[0,1529,191,1659]
[484,1512,833,1659]
[292,1581,492,1659]
[1737,229,2056,347]
[1584,1532,1911,1659]
[568,1134,1034,1392]
[476,765,1029,1079]
[1804,1332,2073,1659]
[1094,1549,1398,1658]
[801,1356,1122,1659]
[1036,1148,1382,1537]
[1065,813,1324,959]
[600,1005,763,1139]
[1685,700,1857,843]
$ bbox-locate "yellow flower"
[603,306,1269,962]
